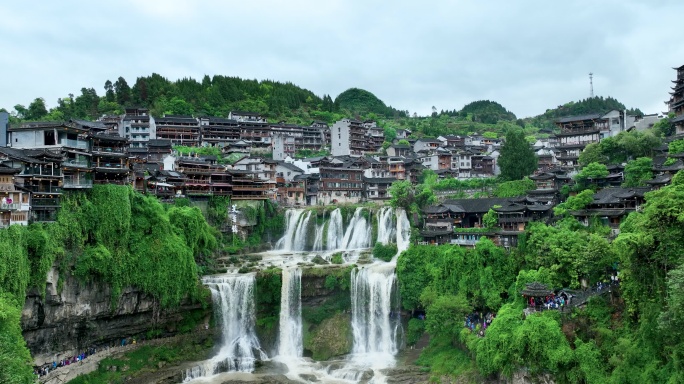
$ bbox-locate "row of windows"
[326,182,361,189]
[321,173,361,180]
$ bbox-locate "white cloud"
[1,0,683,118]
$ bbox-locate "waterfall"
[312,211,325,252]
[275,209,305,250]
[350,267,400,356]
[326,208,344,251]
[376,206,396,245]
[275,207,401,254]
[184,274,266,381]
[277,267,303,359]
[291,211,313,252]
[396,208,411,254]
[341,207,372,250]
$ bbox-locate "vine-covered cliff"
[0,185,218,382]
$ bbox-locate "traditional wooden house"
[228,169,272,200]
[0,165,29,227]
[199,117,240,147]
[155,115,200,147]
[317,156,367,204]
[570,187,650,236]
[554,114,605,169]
[90,134,130,185]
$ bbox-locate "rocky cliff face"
[22,266,211,366]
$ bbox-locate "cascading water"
[291,211,313,252]
[325,208,411,383]
[276,207,374,253]
[184,274,266,381]
[326,208,344,251]
[277,267,303,359]
[395,208,411,255]
[350,267,400,356]
[275,209,305,251]
[341,207,373,250]
[376,206,396,245]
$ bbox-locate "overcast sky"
[1,0,682,118]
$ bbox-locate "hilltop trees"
[498,129,537,181]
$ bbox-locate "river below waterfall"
[183,207,411,384]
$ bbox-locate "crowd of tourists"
[34,347,99,377]
[464,311,496,336]
[527,291,571,310]
[33,337,139,378]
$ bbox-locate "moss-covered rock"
[304,312,352,361]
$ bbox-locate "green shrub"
[407,318,426,345]
[373,242,398,262]
[331,253,344,264]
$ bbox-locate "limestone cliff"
[21,266,211,366]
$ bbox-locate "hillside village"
[1,65,684,248]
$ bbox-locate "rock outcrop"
[22,266,211,366]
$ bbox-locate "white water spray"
[183,274,266,381]
[277,267,303,359]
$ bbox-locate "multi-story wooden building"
[155,115,200,147]
[554,114,605,169]
[90,134,130,185]
[0,166,29,227]
[200,117,240,147]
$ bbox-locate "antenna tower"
[589,72,594,98]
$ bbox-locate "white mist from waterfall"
[183,274,266,382]
[277,267,303,359]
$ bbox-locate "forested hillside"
[526,96,644,131]
[397,171,684,383]
[3,73,645,142]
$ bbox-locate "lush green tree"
[383,127,397,142]
[114,76,131,106]
[104,80,115,102]
[492,177,535,197]
[652,113,674,137]
[388,180,414,211]
[25,97,48,120]
[669,138,684,155]
[623,157,653,187]
[575,162,609,189]
[424,294,471,340]
[553,189,594,216]
[482,208,498,229]
[498,129,537,180]
[579,142,607,166]
[397,139,410,146]
[0,294,34,383]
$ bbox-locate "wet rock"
[299,373,319,382]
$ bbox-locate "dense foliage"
[0,185,218,382]
[333,88,406,118]
[458,100,517,123]
[526,96,643,131]
[372,242,398,262]
[492,178,535,197]
[579,130,661,166]
[498,129,538,181]
[400,170,684,383]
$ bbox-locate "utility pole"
[589,72,594,98]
